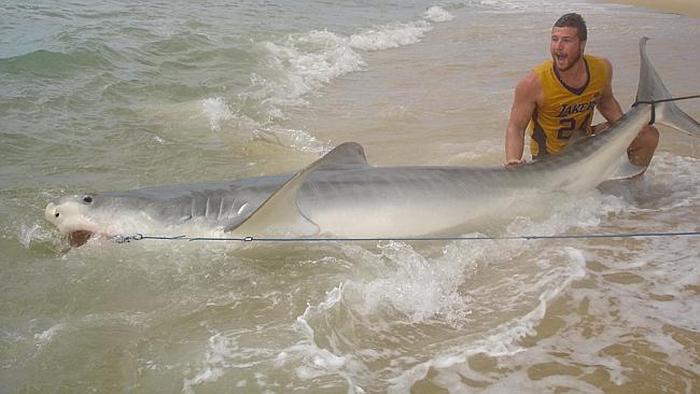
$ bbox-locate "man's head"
[550,13,587,72]
[554,13,587,41]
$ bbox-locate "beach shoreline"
[597,0,700,17]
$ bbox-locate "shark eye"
[55,212,60,218]
[82,195,93,204]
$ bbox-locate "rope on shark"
[111,230,700,244]
[633,94,700,125]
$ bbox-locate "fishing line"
[111,230,700,244]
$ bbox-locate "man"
[504,13,658,168]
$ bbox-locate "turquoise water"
[2,0,699,392]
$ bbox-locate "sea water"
[1,0,698,392]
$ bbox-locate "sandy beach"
[601,0,700,17]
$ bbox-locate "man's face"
[550,26,585,72]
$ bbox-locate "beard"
[553,48,583,72]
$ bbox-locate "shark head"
[43,186,244,247]
[45,194,103,247]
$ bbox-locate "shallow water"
[1,0,699,392]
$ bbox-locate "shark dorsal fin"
[316,142,368,170]
[227,142,368,236]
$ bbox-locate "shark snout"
[45,202,58,223]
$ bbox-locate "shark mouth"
[69,230,93,247]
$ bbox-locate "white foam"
[20,223,53,248]
[182,333,235,393]
[199,97,234,131]
[423,6,454,23]
[33,323,64,348]
[344,241,476,325]
[472,0,527,11]
[276,284,369,392]
[646,153,699,209]
[253,126,331,154]
[295,284,343,339]
[590,234,700,372]
[386,246,588,392]
[483,373,605,394]
[349,21,431,51]
[505,190,627,238]
[257,32,366,110]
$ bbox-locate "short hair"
[553,13,587,41]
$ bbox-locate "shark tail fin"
[636,37,700,136]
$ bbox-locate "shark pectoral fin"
[227,142,367,236]
[607,154,647,181]
[226,170,317,237]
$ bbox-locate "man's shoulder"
[585,55,613,78]
[515,69,543,102]
[585,54,612,68]
[532,59,553,74]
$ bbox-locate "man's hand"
[504,158,526,168]
[591,121,610,135]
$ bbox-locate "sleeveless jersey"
[528,55,610,158]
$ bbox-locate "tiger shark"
[45,38,699,247]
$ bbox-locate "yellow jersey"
[528,55,610,158]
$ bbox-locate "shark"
[45,38,699,247]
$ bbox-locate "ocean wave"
[136,5,454,152]
[257,30,366,107]
[273,185,634,390]
[0,46,118,77]
[424,6,455,23]
[348,21,432,51]
[144,32,213,56]
[237,6,455,150]
[387,247,588,393]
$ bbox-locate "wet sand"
[600,0,700,17]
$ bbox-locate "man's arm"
[504,71,541,166]
[596,58,659,166]
[595,58,624,124]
